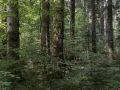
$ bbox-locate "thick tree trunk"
[51,0,64,60]
[91,0,97,53]
[41,0,50,54]
[7,1,21,90]
[7,1,20,60]
[106,0,114,59]
[70,0,75,39]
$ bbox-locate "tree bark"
[7,1,21,90]
[70,0,75,39]
[41,0,50,54]
[0,16,7,59]
[51,0,64,60]
[91,0,97,53]
[100,0,105,34]
[106,0,114,59]
[7,0,20,60]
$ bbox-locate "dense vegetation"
[0,0,120,90]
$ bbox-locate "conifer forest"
[0,0,120,90]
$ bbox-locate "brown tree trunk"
[7,1,20,60]
[41,0,50,54]
[51,0,64,60]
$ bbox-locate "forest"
[0,0,120,90]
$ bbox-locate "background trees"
[0,0,120,90]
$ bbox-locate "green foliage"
[0,0,120,90]
[0,60,16,90]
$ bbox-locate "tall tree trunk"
[41,0,50,54]
[7,1,21,89]
[70,0,75,39]
[85,0,90,51]
[83,0,87,10]
[0,17,7,59]
[104,0,108,37]
[100,0,105,34]
[51,0,64,60]
[91,0,97,53]
[106,0,114,59]
[7,0,20,60]
[87,0,91,51]
[0,2,7,59]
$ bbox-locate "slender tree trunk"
[0,17,7,59]
[91,0,97,53]
[41,0,50,54]
[84,0,90,51]
[100,0,105,34]
[70,0,75,39]
[104,0,108,37]
[106,0,114,59]
[87,0,91,51]
[51,0,64,60]
[83,0,86,8]
[96,0,101,34]
[7,0,20,60]
[0,3,7,59]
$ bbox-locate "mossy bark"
[51,0,64,60]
